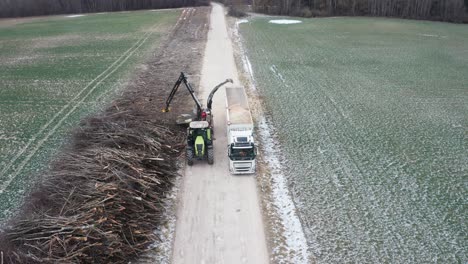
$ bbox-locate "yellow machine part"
[195,135,205,156]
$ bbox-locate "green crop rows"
[0,10,179,220]
[240,18,467,263]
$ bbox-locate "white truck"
[226,87,257,174]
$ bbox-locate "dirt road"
[172,3,269,264]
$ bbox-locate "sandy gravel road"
[171,3,269,264]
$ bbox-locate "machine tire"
[207,147,214,165]
[187,148,194,166]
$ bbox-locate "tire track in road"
[171,4,268,264]
[0,11,187,194]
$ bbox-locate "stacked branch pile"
[0,105,184,263]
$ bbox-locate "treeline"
[0,0,209,18]
[253,0,468,22]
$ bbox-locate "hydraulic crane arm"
[162,72,203,114]
[206,78,233,111]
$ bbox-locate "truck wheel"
[187,149,194,166]
[207,148,214,165]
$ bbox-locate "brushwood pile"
[0,103,184,263]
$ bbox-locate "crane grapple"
[163,72,233,166]
[162,72,232,129]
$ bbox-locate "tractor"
[186,121,214,165]
[162,72,232,165]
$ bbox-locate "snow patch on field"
[66,15,85,18]
[258,117,310,263]
[234,18,256,89]
[243,55,255,82]
[269,19,302,24]
[270,64,288,85]
[237,19,249,25]
[418,33,447,38]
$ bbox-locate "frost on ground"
[237,19,249,25]
[239,17,468,263]
[257,116,310,264]
[269,64,288,86]
[138,175,181,264]
[269,19,302,24]
[243,53,255,83]
[231,17,310,263]
[233,18,255,87]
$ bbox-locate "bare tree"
[252,0,467,22]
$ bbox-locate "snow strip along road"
[171,3,269,264]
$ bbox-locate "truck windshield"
[230,147,255,160]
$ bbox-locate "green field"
[0,10,179,220]
[240,18,467,262]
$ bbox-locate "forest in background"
[2,0,467,22]
[251,0,468,22]
[0,0,209,18]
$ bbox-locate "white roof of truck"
[226,87,252,125]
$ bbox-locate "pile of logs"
[0,108,184,263]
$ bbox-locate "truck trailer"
[226,87,257,174]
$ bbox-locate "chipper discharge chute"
[162,72,233,129]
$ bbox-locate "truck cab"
[228,135,257,174]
